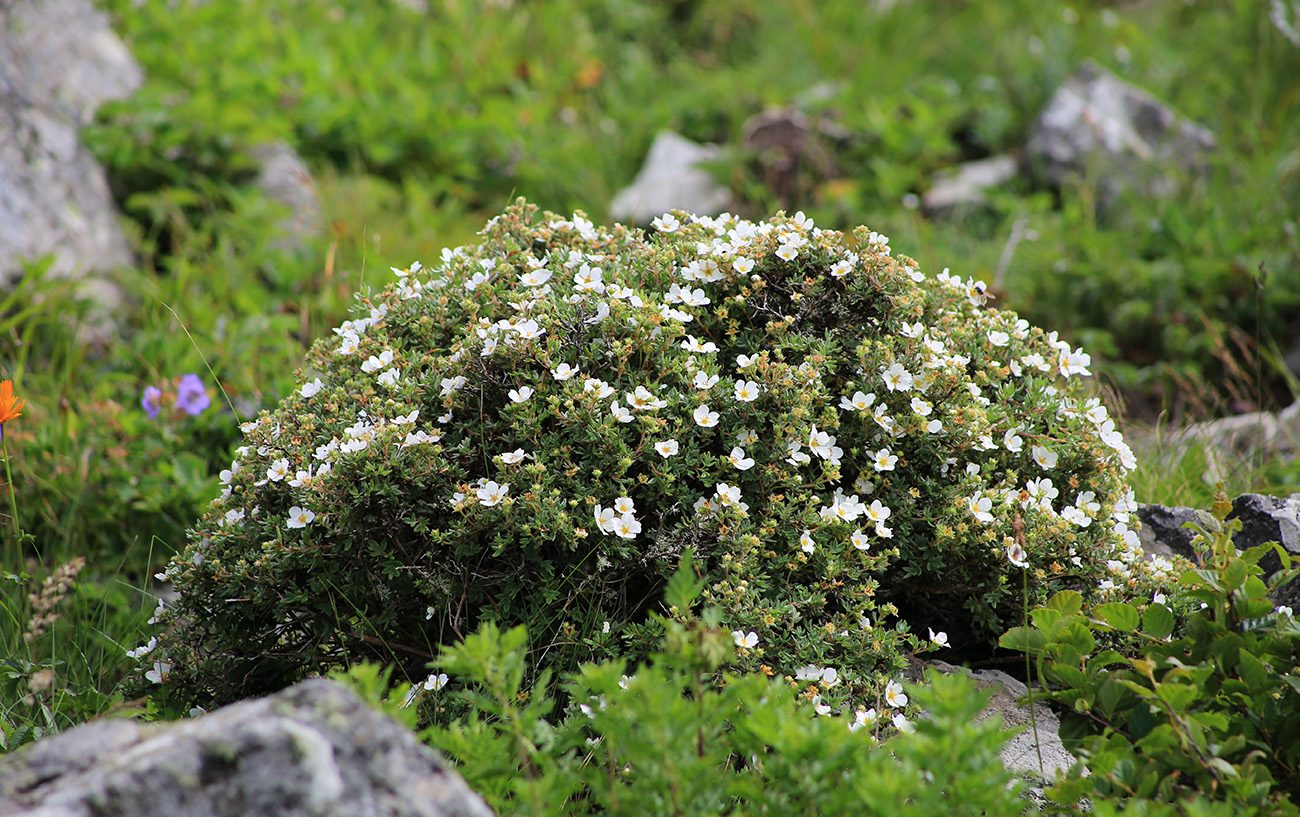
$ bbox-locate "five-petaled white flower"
[508,386,534,403]
[840,391,875,412]
[851,530,871,551]
[799,529,815,553]
[733,380,760,402]
[884,680,908,708]
[552,363,580,381]
[500,448,528,464]
[287,506,315,528]
[967,495,995,523]
[892,713,916,733]
[423,672,450,691]
[654,439,680,458]
[680,335,718,354]
[882,363,914,392]
[872,449,897,471]
[267,458,291,482]
[300,378,324,398]
[145,661,172,685]
[728,446,755,470]
[611,404,634,423]
[693,371,720,390]
[693,404,720,427]
[732,630,759,649]
[1031,444,1059,469]
[736,353,757,369]
[477,481,509,507]
[1003,429,1024,453]
[929,628,949,648]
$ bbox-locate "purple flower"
[176,373,210,416]
[142,385,163,419]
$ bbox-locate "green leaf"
[1236,648,1269,690]
[998,626,1047,655]
[1155,682,1198,711]
[1093,602,1139,633]
[1046,590,1084,616]
[1141,604,1175,641]
[663,548,703,613]
[1223,558,1248,592]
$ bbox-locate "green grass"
[0,2,1296,806]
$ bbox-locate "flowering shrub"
[147,199,1175,711]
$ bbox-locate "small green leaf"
[663,548,703,613]
[1094,602,1139,633]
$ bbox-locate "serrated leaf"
[1094,602,1139,632]
[1155,682,1199,711]
[663,548,702,612]
[1223,558,1248,592]
[1045,664,1087,689]
[1142,604,1175,641]
[1236,648,1269,690]
[1046,590,1084,616]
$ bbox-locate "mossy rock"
[148,200,1171,710]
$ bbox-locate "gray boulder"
[0,678,495,817]
[1027,61,1216,213]
[1137,493,1300,608]
[921,154,1020,218]
[0,0,139,303]
[251,141,323,253]
[609,131,732,226]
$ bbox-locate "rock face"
[251,141,323,253]
[0,0,140,297]
[609,130,733,226]
[1138,493,1300,608]
[921,154,1020,218]
[1026,60,1216,213]
[0,678,495,817]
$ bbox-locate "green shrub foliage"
[1001,491,1300,814]
[147,199,1173,707]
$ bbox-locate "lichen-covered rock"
[0,678,493,817]
[146,200,1174,711]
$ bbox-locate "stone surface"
[1137,493,1300,607]
[921,154,1020,218]
[0,678,495,817]
[251,141,322,253]
[1026,60,1216,212]
[609,130,732,226]
[925,660,1075,784]
[0,0,138,307]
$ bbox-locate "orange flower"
[0,380,24,425]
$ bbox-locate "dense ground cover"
[2,0,1298,813]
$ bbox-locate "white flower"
[987,330,1010,347]
[807,426,842,462]
[627,385,667,411]
[830,259,852,278]
[775,243,799,261]
[736,428,757,445]
[477,481,509,507]
[440,376,467,397]
[573,264,605,293]
[509,386,534,403]
[872,449,897,471]
[882,363,914,392]
[733,379,761,402]
[145,661,172,685]
[732,256,754,274]
[594,505,617,533]
[402,430,437,447]
[652,213,681,232]
[693,371,720,390]
[378,368,401,388]
[736,354,757,369]
[929,628,949,648]
[300,378,324,398]
[967,495,994,523]
[851,530,871,551]
[865,500,891,528]
[849,707,878,733]
[520,269,552,287]
[423,672,450,691]
[715,483,748,512]
[728,446,755,470]
[1003,428,1024,453]
[612,512,641,539]
[892,713,916,733]
[1006,541,1029,568]
[126,637,158,660]
[799,529,815,553]
[839,391,875,412]
[654,439,680,458]
[500,448,528,464]
[552,363,580,381]
[693,404,720,427]
[681,335,718,354]
[336,333,360,356]
[910,397,932,416]
[287,506,315,529]
[611,403,634,423]
[267,458,291,482]
[732,630,759,649]
[884,680,908,708]
[584,378,616,399]
[1031,445,1059,469]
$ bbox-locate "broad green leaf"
[998,626,1047,654]
[1155,682,1199,710]
[1045,664,1087,689]
[1223,558,1248,592]
[1046,590,1084,616]
[1237,648,1268,690]
[1093,602,1139,633]
[1141,604,1175,641]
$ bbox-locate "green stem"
[2,429,20,555]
